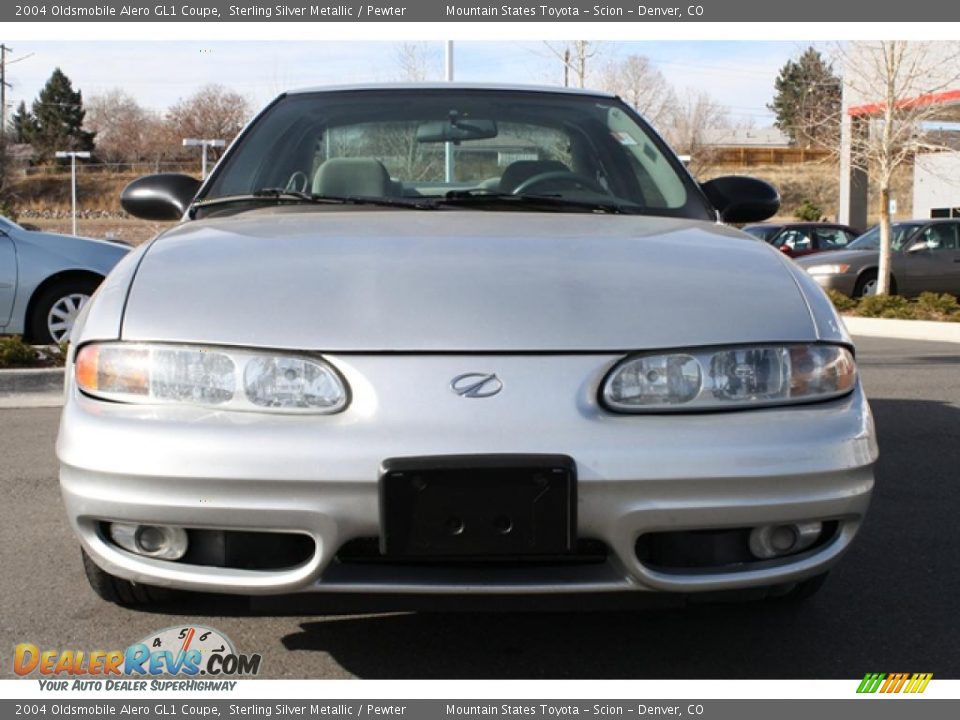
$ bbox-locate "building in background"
[839,44,960,226]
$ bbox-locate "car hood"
[21,230,130,254]
[795,248,875,266]
[121,209,818,351]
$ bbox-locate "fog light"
[109,523,188,560]
[749,522,822,559]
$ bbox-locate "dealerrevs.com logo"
[857,673,934,694]
[14,625,261,690]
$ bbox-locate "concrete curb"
[0,367,64,394]
[0,368,64,408]
[843,316,960,344]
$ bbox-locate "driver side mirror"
[120,173,202,221]
[700,176,780,224]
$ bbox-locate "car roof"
[287,82,618,99]
[745,222,849,229]
[900,218,959,224]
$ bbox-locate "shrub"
[824,288,857,312]
[0,198,17,223]
[794,199,823,222]
[856,294,912,319]
[0,336,41,369]
[915,292,960,317]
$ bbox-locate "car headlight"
[804,263,850,276]
[74,343,348,414]
[602,344,856,412]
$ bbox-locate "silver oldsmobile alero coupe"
[57,84,876,608]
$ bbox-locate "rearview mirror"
[700,176,780,224]
[120,173,202,221]
[417,117,498,143]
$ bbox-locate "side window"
[816,229,851,249]
[921,224,959,251]
[777,229,813,251]
[949,224,960,250]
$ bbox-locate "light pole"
[444,41,455,183]
[182,138,225,180]
[55,150,91,236]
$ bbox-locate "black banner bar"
[2,699,959,720]
[2,0,956,23]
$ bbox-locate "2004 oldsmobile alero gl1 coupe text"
[56,85,876,608]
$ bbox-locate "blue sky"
[2,41,822,126]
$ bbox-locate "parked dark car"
[742,222,861,258]
[796,219,960,297]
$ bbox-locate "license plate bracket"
[379,454,576,558]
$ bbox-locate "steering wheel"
[511,170,608,196]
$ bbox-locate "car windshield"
[848,223,921,251]
[742,226,780,242]
[201,88,712,219]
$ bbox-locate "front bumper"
[57,354,877,596]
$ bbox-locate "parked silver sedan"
[0,215,129,343]
[57,84,876,608]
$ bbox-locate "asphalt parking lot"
[1,335,958,679]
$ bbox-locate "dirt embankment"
[7,171,176,244]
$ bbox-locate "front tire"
[854,271,896,298]
[81,549,176,608]
[854,271,878,297]
[28,278,99,344]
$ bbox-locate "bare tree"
[544,41,602,88]
[664,90,730,177]
[85,90,167,165]
[166,84,252,160]
[394,42,439,82]
[599,54,675,128]
[837,41,960,295]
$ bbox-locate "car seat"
[313,158,392,197]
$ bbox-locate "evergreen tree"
[9,101,35,144]
[768,47,842,149]
[28,68,95,161]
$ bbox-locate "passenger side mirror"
[120,173,202,221]
[700,176,780,224]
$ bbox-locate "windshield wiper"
[433,190,635,214]
[193,189,434,211]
